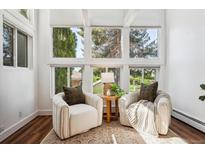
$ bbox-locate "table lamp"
[101,72,114,96]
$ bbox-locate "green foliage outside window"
[130,29,158,58]
[53,28,77,57]
[92,28,121,58]
[129,68,156,92]
[55,68,68,94]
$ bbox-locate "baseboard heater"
[172,109,205,133]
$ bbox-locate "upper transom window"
[129,28,158,59]
[92,27,121,58]
[53,27,84,58]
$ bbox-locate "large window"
[130,28,158,58]
[17,31,28,67]
[3,23,14,66]
[92,27,121,58]
[50,26,163,96]
[3,22,29,68]
[129,68,157,92]
[93,67,120,94]
[53,27,84,58]
[55,67,83,94]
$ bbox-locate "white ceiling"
[49,9,165,26]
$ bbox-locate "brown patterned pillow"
[63,86,85,106]
[139,82,158,102]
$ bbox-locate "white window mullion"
[50,67,55,97]
[84,27,91,60]
[121,28,130,92]
[141,68,144,84]
[121,65,129,93]
[83,65,92,93]
[67,67,71,87]
[122,27,129,60]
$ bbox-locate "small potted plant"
[110,83,125,97]
[199,83,205,101]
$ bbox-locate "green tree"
[55,68,67,94]
[92,28,121,58]
[53,27,84,93]
[53,28,77,57]
[130,29,157,58]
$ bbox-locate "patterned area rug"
[41,121,187,144]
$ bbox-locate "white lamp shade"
[101,72,114,83]
[71,72,82,80]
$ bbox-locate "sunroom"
[0,9,205,144]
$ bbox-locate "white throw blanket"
[126,100,158,137]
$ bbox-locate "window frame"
[129,67,160,92]
[51,25,85,60]
[50,65,84,96]
[2,20,31,69]
[49,25,165,97]
[129,26,161,60]
[17,30,28,68]
[92,66,121,94]
[91,26,123,59]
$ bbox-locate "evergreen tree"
[53,28,77,57]
[92,28,121,58]
[53,27,78,93]
[130,29,157,58]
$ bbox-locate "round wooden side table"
[100,95,119,123]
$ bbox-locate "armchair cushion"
[69,104,98,136]
[63,86,85,106]
[139,82,158,102]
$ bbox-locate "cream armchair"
[119,91,172,135]
[52,92,103,139]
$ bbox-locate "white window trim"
[49,25,165,97]
[50,65,85,97]
[1,11,34,70]
[129,26,161,60]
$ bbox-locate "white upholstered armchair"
[119,91,172,135]
[52,92,103,139]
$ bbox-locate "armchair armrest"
[118,92,139,126]
[84,93,103,126]
[154,93,172,134]
[52,92,70,139]
[119,92,139,109]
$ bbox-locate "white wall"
[166,10,205,130]
[37,10,52,111]
[0,10,38,140]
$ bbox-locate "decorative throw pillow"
[63,86,85,106]
[139,82,158,102]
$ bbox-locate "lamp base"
[104,83,112,96]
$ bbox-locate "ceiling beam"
[123,10,139,27]
[81,9,90,27]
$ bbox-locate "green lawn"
[129,77,155,92]
[93,83,103,94]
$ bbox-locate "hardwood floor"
[170,118,205,144]
[1,116,205,144]
[1,116,52,144]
